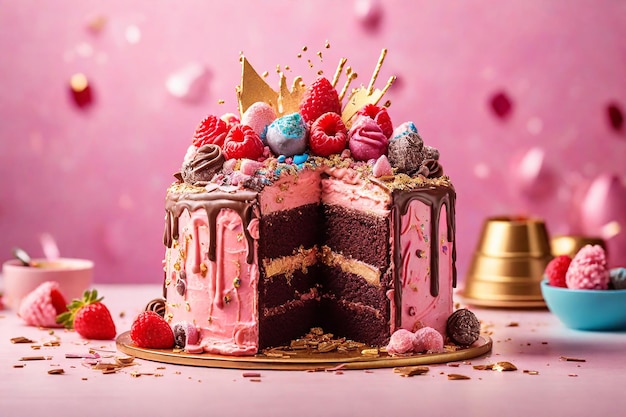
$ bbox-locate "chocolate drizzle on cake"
[392,185,456,329]
[164,188,258,264]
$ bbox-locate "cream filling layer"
[262,246,318,280]
[319,245,381,287]
[262,245,380,287]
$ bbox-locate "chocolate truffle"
[446,309,480,346]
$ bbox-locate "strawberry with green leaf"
[56,289,117,340]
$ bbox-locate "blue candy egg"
[266,113,308,157]
[293,153,309,165]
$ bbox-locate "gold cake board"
[116,332,492,371]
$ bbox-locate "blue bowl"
[541,280,626,331]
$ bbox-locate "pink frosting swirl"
[348,116,388,161]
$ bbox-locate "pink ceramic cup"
[1,258,93,311]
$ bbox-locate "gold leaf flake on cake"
[340,49,396,125]
[237,56,306,117]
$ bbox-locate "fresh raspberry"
[220,113,241,129]
[299,77,342,124]
[309,112,348,156]
[544,255,572,288]
[56,289,116,340]
[357,104,393,138]
[18,281,68,328]
[192,114,229,148]
[222,124,264,160]
[131,311,175,349]
[565,245,610,290]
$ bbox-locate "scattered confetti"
[473,361,518,371]
[355,0,383,31]
[394,366,429,377]
[447,374,471,380]
[490,91,513,119]
[560,356,586,363]
[607,102,624,131]
[242,372,261,378]
[69,73,94,108]
[11,337,35,344]
[165,63,210,102]
[20,356,52,361]
[48,369,65,375]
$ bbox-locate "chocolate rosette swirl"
[145,298,166,317]
[181,144,225,186]
[418,159,444,178]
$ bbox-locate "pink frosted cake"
[156,49,457,356]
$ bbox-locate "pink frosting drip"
[165,208,259,356]
[348,116,389,161]
[393,199,453,337]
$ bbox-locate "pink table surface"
[1,283,625,417]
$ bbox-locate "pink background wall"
[1,0,625,284]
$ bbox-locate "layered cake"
[158,49,457,356]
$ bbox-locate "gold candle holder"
[460,216,552,308]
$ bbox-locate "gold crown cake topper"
[236,48,396,124]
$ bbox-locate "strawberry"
[56,289,116,340]
[192,114,229,148]
[18,281,68,328]
[299,77,342,124]
[130,311,175,349]
[357,104,393,138]
[222,124,264,160]
[544,255,572,288]
[309,112,348,156]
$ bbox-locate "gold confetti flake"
[360,348,379,356]
[48,369,65,375]
[11,336,35,344]
[448,374,471,380]
[20,356,52,361]
[473,361,517,371]
[560,356,586,362]
[493,361,518,372]
[394,366,429,377]
[115,356,135,366]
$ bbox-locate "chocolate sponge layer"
[319,296,389,347]
[259,203,321,260]
[259,299,318,349]
[322,205,390,269]
[259,267,320,309]
[319,265,388,313]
